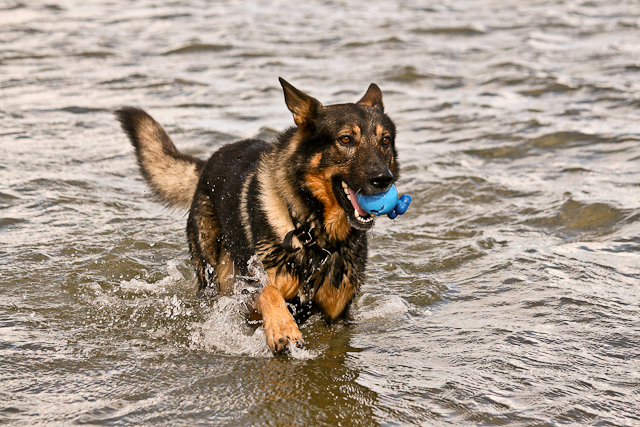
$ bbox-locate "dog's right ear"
[279,78,322,132]
[357,83,384,111]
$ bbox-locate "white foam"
[119,260,186,294]
[355,294,411,321]
[189,293,320,359]
[161,294,193,319]
[112,257,320,358]
[286,341,320,360]
[190,296,271,357]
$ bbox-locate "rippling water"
[1,0,639,425]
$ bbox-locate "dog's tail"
[115,107,206,210]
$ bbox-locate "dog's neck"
[282,219,332,269]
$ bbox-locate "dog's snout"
[369,169,393,190]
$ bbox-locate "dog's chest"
[294,245,362,320]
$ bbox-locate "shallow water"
[1,0,639,425]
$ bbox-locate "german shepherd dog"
[115,78,399,354]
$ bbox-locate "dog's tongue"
[348,188,369,217]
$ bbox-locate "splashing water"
[182,255,316,358]
[190,296,272,357]
[119,260,187,295]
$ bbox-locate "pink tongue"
[348,188,368,217]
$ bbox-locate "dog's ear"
[357,83,384,111]
[279,78,322,132]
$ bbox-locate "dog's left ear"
[279,78,322,132]
[357,83,384,112]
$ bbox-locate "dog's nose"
[369,169,393,190]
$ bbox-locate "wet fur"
[115,78,400,354]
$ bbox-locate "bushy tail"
[115,107,206,210]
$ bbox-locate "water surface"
[1,0,639,425]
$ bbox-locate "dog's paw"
[265,319,305,355]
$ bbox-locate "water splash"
[355,294,412,321]
[119,260,187,295]
[286,341,320,360]
[189,296,271,357]
[187,256,321,358]
[188,256,276,357]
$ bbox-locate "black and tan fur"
[115,78,400,354]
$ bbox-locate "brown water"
[1,0,639,425]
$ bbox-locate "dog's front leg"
[257,285,304,355]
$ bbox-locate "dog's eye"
[381,136,391,145]
[338,135,352,145]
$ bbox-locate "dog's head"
[280,78,399,236]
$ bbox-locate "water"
[1,0,639,425]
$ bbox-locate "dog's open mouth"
[336,180,375,229]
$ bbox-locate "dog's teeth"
[341,181,348,189]
[354,210,360,218]
[344,188,350,195]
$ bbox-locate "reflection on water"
[1,0,639,425]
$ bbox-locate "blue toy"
[356,185,412,219]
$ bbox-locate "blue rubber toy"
[356,185,412,219]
